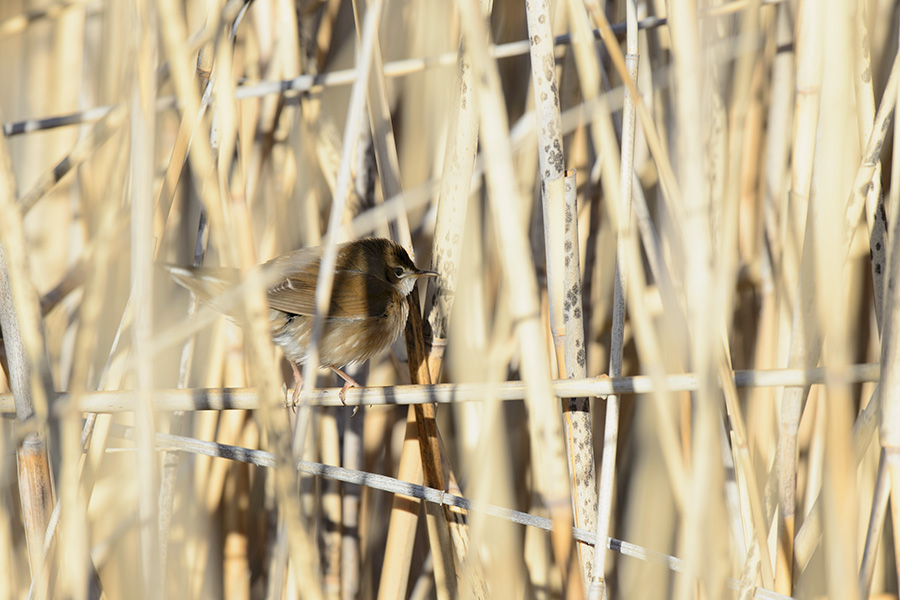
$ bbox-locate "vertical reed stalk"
[0,120,57,587]
[879,27,900,595]
[340,407,363,600]
[422,0,485,380]
[376,413,427,600]
[349,0,411,246]
[525,0,595,588]
[404,305,460,600]
[457,0,578,594]
[158,34,216,584]
[775,1,822,592]
[130,1,161,595]
[560,168,595,588]
[355,0,470,592]
[586,0,691,519]
[589,2,638,595]
[858,449,891,599]
[812,3,857,598]
[668,1,730,597]
[786,40,900,587]
[156,0,323,595]
[716,1,776,593]
[853,0,886,329]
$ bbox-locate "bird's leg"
[330,365,360,415]
[290,362,303,408]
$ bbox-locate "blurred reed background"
[0,0,898,598]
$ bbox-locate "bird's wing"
[267,268,395,318]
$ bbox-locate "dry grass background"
[0,0,898,598]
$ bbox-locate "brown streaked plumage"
[166,238,437,405]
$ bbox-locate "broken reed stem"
[842,49,900,265]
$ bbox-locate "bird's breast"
[270,291,409,368]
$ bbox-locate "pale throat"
[397,276,417,297]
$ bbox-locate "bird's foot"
[332,366,361,417]
[289,362,303,412]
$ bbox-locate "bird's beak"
[416,269,439,278]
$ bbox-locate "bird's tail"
[163,265,241,314]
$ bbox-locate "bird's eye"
[393,266,404,278]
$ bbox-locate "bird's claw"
[339,381,360,417]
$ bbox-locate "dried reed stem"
[0,363,880,414]
[358,0,473,592]
[526,0,595,588]
[879,25,900,595]
[377,412,426,600]
[589,0,638,593]
[404,305,460,599]
[858,448,890,599]
[0,124,57,586]
[456,0,577,591]
[422,4,482,379]
[560,169,596,589]
[667,0,731,596]
[853,0,886,329]
[111,423,793,600]
[156,0,323,595]
[18,105,125,215]
[129,1,162,595]
[773,1,825,592]
[811,4,858,598]
[349,0,411,246]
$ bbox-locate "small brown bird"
[166,238,437,405]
